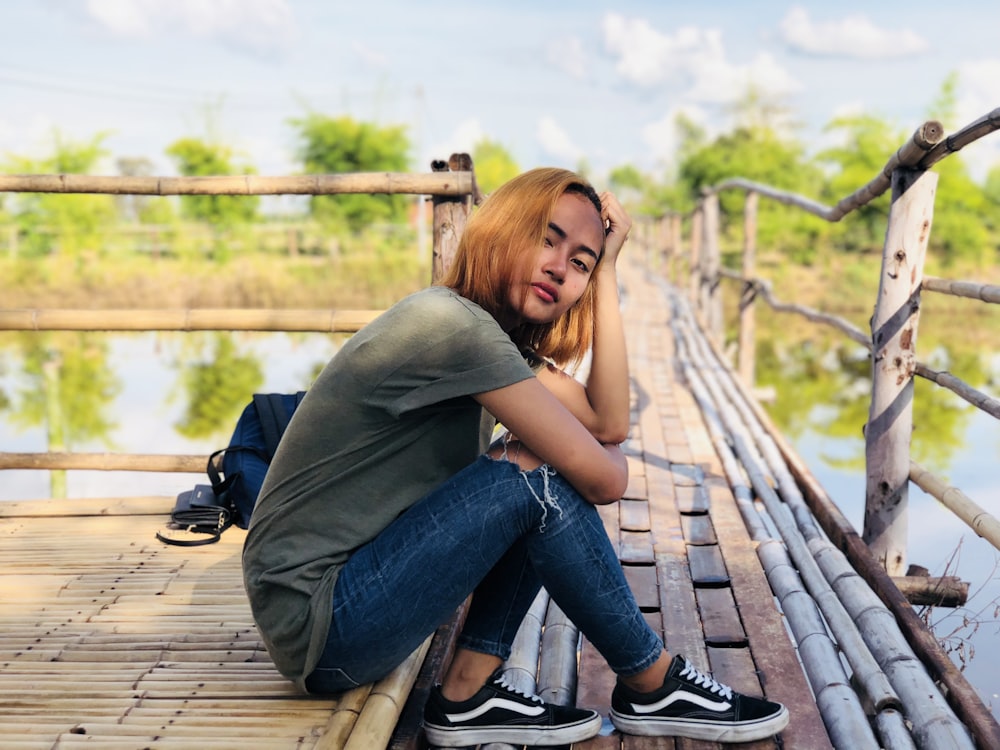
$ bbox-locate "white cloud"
[954,60,1000,180]
[640,104,709,170]
[353,42,389,70]
[85,0,298,58]
[536,116,582,164]
[779,6,928,60]
[602,14,799,104]
[425,118,485,164]
[547,36,587,80]
[602,13,717,88]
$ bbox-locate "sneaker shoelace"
[494,674,545,704]
[679,661,734,700]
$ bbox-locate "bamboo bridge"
[2,111,1000,749]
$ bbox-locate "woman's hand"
[600,191,632,267]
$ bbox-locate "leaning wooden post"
[431,153,474,283]
[738,191,758,385]
[701,191,723,343]
[688,205,703,311]
[669,213,682,286]
[863,167,937,576]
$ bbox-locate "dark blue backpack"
[157,392,306,546]
[209,391,307,529]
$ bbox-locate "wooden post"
[701,192,722,342]
[669,214,682,286]
[738,191,758,385]
[688,205,703,310]
[431,153,474,284]
[863,168,937,576]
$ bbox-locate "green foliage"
[4,132,119,258]
[679,126,827,261]
[165,137,260,227]
[927,157,992,268]
[174,334,264,439]
[816,115,900,253]
[289,114,411,234]
[471,139,520,195]
[8,332,120,449]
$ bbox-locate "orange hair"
[440,167,604,367]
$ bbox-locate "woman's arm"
[476,378,628,505]
[536,191,632,444]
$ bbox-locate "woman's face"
[506,192,604,327]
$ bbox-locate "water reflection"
[0,330,339,501]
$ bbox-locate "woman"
[242,168,788,746]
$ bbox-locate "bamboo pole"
[910,460,1000,552]
[0,451,205,472]
[864,168,938,577]
[712,313,1000,750]
[0,308,381,332]
[671,291,979,749]
[919,106,1000,169]
[922,275,1000,303]
[669,301,882,748]
[738,191,758,385]
[0,171,475,197]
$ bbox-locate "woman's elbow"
[592,420,630,447]
[581,460,628,505]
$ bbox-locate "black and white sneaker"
[423,667,602,747]
[610,654,789,742]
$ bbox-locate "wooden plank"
[695,588,747,646]
[620,499,651,531]
[675,484,710,514]
[623,564,659,610]
[681,515,717,546]
[686,545,729,587]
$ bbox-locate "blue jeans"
[304,455,663,693]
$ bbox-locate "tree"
[289,114,410,234]
[679,124,827,262]
[165,138,259,227]
[471,139,519,195]
[3,132,119,258]
[921,73,992,268]
[815,115,899,254]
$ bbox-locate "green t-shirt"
[242,286,535,690]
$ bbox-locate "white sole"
[610,704,790,742]
[424,712,602,747]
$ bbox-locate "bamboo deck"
[2,259,836,749]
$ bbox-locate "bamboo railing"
[674,110,1000,576]
[641,109,1000,750]
[0,160,477,476]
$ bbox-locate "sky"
[1,0,998,201]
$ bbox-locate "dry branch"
[714,120,944,222]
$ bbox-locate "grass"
[0,250,431,311]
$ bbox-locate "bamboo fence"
[690,108,1000,583]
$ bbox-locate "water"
[0,327,997,719]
